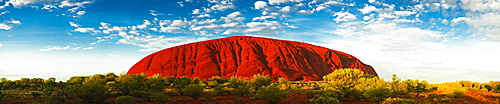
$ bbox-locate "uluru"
[127,36,377,81]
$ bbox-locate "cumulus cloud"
[268,0,302,5]
[333,11,357,22]
[58,0,93,8]
[394,11,415,16]
[254,1,267,9]
[74,28,98,33]
[359,5,377,14]
[76,11,86,16]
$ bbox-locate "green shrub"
[308,93,341,104]
[182,84,204,100]
[115,95,135,104]
[233,85,251,96]
[214,85,231,95]
[448,91,466,98]
[440,97,452,103]
[250,74,272,90]
[305,90,320,99]
[46,90,69,104]
[254,85,287,104]
[363,87,392,102]
[381,97,417,104]
[0,90,3,102]
[151,93,171,104]
[65,82,111,103]
[30,91,43,99]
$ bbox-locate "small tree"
[30,91,43,101]
[363,87,392,102]
[308,94,341,104]
[151,92,171,104]
[323,68,366,99]
[254,85,287,104]
[172,77,192,95]
[0,90,3,103]
[227,77,250,96]
[46,90,69,104]
[66,82,111,103]
[250,74,272,90]
[115,95,135,104]
[182,84,204,100]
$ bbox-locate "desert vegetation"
[1,68,500,104]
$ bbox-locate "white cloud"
[297,10,314,15]
[0,23,12,30]
[39,45,82,52]
[244,21,285,35]
[69,21,80,27]
[83,47,94,50]
[394,11,415,16]
[136,20,152,29]
[459,0,500,12]
[42,4,58,11]
[315,6,327,11]
[452,13,500,41]
[268,0,302,5]
[359,5,377,14]
[10,20,21,25]
[280,6,292,13]
[76,11,86,16]
[208,0,236,11]
[196,14,211,18]
[252,16,275,21]
[363,16,371,20]
[333,11,357,22]
[0,43,2,47]
[74,28,97,33]
[379,13,397,18]
[59,0,93,8]
[170,20,189,27]
[160,26,184,33]
[269,0,288,5]
[192,9,201,14]
[254,1,267,9]
[5,0,39,8]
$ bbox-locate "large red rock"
[128,36,376,81]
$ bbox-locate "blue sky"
[1,0,500,83]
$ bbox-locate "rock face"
[128,36,377,81]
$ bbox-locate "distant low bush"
[151,93,171,103]
[448,91,466,98]
[115,95,135,104]
[182,84,204,100]
[308,92,341,104]
[46,90,69,104]
[66,82,111,103]
[381,97,416,104]
[0,90,3,102]
[363,87,392,102]
[254,85,287,104]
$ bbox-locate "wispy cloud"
[39,45,94,52]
